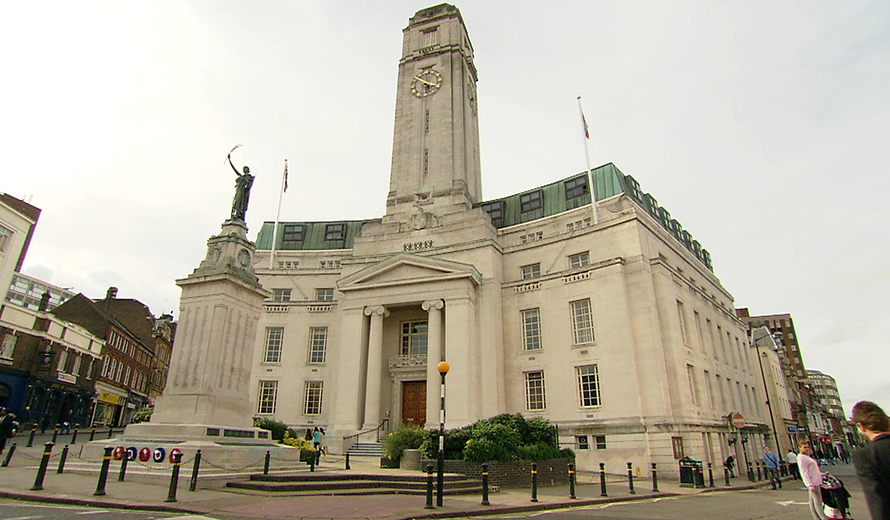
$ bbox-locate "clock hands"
[413,75,438,87]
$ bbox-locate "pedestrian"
[798,440,828,520]
[724,455,735,477]
[40,415,49,434]
[786,448,799,479]
[312,427,321,450]
[0,408,16,454]
[763,446,782,489]
[850,400,890,520]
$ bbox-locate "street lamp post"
[436,361,449,507]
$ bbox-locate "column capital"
[364,306,390,317]
[422,299,444,312]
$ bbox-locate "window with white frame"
[521,263,541,280]
[0,333,16,360]
[524,371,546,410]
[686,364,699,405]
[303,381,323,415]
[272,289,291,302]
[308,327,327,364]
[577,364,601,407]
[401,321,428,356]
[520,308,542,351]
[257,380,278,414]
[595,435,607,449]
[263,327,284,363]
[576,435,589,449]
[57,349,69,372]
[569,251,590,269]
[315,288,335,301]
[422,28,438,47]
[570,298,595,344]
[0,224,11,252]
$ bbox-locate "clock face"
[411,68,443,97]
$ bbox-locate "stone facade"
[245,4,770,478]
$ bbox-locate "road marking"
[777,500,809,506]
[5,516,45,520]
[74,512,110,515]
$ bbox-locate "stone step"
[227,476,484,495]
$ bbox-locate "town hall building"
[247,4,769,474]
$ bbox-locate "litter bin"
[679,457,704,488]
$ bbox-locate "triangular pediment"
[338,253,480,292]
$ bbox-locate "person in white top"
[798,440,827,520]
[786,449,799,479]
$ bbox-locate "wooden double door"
[401,380,427,427]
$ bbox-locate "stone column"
[423,299,444,428]
[363,306,388,430]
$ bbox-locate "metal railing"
[342,418,390,444]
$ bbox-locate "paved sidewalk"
[0,436,781,520]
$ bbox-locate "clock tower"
[386,4,481,219]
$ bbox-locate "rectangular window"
[0,224,11,252]
[520,190,543,213]
[303,381,323,415]
[315,288,334,301]
[677,301,689,345]
[58,349,69,372]
[401,321,428,356]
[272,289,291,302]
[422,28,438,47]
[0,333,16,360]
[324,223,345,241]
[115,361,123,382]
[308,327,327,364]
[595,435,607,450]
[281,224,303,250]
[570,298,595,344]
[519,231,543,244]
[71,354,81,378]
[569,252,590,269]
[687,365,698,405]
[481,201,503,226]
[520,308,542,351]
[576,435,589,450]
[521,263,541,280]
[694,311,704,352]
[704,370,714,407]
[564,176,589,200]
[672,436,685,459]
[257,380,278,414]
[577,364,601,407]
[263,327,284,363]
[524,371,546,410]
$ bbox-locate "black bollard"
[2,443,17,467]
[599,462,608,497]
[747,461,755,482]
[651,463,658,492]
[27,427,36,447]
[708,462,715,488]
[108,427,114,439]
[696,466,704,489]
[94,446,113,496]
[724,464,730,486]
[756,461,762,481]
[263,450,270,475]
[118,450,129,481]
[57,445,69,474]
[165,452,183,502]
[425,464,435,509]
[189,450,202,492]
[52,426,59,444]
[30,442,54,490]
[71,426,79,445]
[345,452,350,470]
[481,463,490,506]
[627,462,635,494]
[569,463,577,499]
[89,428,96,442]
[530,462,538,502]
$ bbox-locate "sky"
[3,1,888,413]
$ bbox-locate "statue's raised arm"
[227,145,255,222]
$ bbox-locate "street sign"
[788,426,798,432]
[732,413,746,429]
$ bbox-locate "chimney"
[106,287,118,299]
[38,291,51,312]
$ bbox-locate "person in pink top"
[798,440,827,520]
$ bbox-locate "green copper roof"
[256,219,378,251]
[475,172,592,228]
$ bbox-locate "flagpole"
[577,96,598,225]
[269,159,287,269]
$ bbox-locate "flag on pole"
[283,159,289,192]
[580,107,590,139]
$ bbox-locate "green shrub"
[252,417,297,442]
[281,430,315,450]
[384,425,426,459]
[516,442,563,461]
[130,407,153,424]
